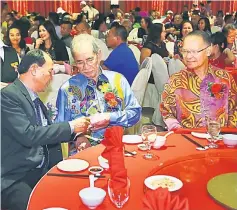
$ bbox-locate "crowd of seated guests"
[1,3,237,209]
[1,0,237,128]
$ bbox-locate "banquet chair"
[151,54,169,127]
[211,26,222,34]
[165,41,175,56]
[168,58,185,76]
[38,74,71,159]
[129,44,141,64]
[91,29,99,39]
[128,28,141,43]
[66,46,74,65]
[127,58,154,134]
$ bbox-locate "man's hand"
[71,117,90,133]
[75,136,91,151]
[89,113,110,131]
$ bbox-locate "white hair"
[71,34,100,56]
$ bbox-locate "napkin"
[143,188,189,210]
[173,127,237,134]
[102,126,127,189]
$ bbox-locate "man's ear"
[206,45,212,56]
[97,49,102,63]
[29,63,38,76]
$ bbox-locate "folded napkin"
[102,126,127,189]
[173,127,237,134]
[143,188,189,210]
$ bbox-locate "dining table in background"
[27,132,237,210]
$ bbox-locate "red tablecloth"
[27,134,237,210]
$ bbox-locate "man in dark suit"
[1,49,90,210]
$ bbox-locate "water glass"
[207,117,221,148]
[108,177,130,208]
[141,125,157,160]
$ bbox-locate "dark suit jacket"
[1,46,19,83]
[1,79,73,191]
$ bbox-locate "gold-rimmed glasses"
[180,45,210,57]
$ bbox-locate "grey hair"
[18,49,46,74]
[71,34,100,55]
[222,24,236,36]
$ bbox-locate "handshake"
[70,113,111,133]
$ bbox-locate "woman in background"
[137,17,152,39]
[209,32,235,69]
[35,20,69,65]
[198,17,211,36]
[174,20,193,58]
[6,24,29,60]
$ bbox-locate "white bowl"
[98,155,109,169]
[153,136,166,149]
[79,187,106,209]
[223,134,237,147]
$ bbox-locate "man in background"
[60,21,73,48]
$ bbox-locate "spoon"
[196,145,209,151]
[156,131,174,141]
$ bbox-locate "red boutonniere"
[104,92,118,108]
[208,82,224,99]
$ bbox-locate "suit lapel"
[14,79,35,110]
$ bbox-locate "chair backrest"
[151,54,169,93]
[140,57,152,72]
[131,67,152,106]
[128,28,138,42]
[211,26,222,34]
[91,30,99,39]
[66,46,74,65]
[151,53,169,126]
[38,74,71,106]
[168,58,185,76]
[165,41,174,56]
[129,44,141,64]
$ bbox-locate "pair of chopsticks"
[124,150,136,156]
[47,173,105,178]
[181,134,205,149]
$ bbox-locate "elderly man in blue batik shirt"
[55,34,141,151]
[101,25,139,86]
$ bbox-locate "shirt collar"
[19,79,38,101]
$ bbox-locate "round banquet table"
[27,134,237,210]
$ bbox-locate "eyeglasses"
[180,45,210,57]
[74,55,97,69]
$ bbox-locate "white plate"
[191,132,222,140]
[122,135,142,144]
[191,132,211,139]
[57,159,89,172]
[144,175,183,192]
[43,208,68,210]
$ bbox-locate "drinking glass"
[206,117,221,148]
[108,177,130,208]
[141,125,158,160]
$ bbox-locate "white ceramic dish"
[137,143,148,151]
[79,187,106,209]
[98,155,109,169]
[223,134,237,147]
[57,159,89,172]
[122,135,142,144]
[191,132,211,139]
[88,166,103,175]
[144,175,183,192]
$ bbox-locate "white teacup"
[79,187,106,209]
